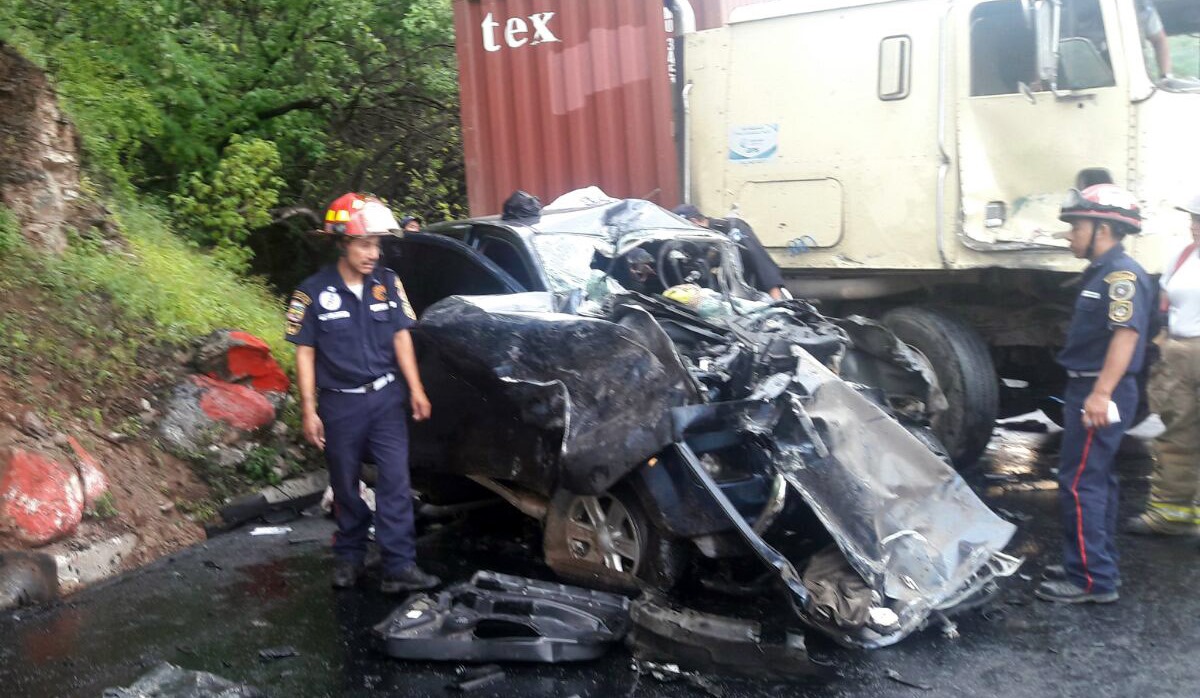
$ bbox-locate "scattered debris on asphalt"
[102,661,263,697]
[885,668,933,691]
[257,646,300,662]
[447,664,505,692]
[249,526,292,537]
[627,595,827,681]
[632,659,728,698]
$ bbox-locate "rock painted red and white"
[193,375,275,431]
[0,449,84,546]
[194,330,289,394]
[65,436,109,509]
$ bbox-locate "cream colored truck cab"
[684,0,1200,464]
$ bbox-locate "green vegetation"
[0,0,464,274]
[1167,34,1200,80]
[0,200,292,430]
[88,492,119,520]
[65,203,293,371]
[242,446,283,487]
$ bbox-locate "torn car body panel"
[397,193,1017,649]
[374,571,630,663]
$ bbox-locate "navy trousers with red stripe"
[1057,375,1138,594]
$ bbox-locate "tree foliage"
[171,136,284,272]
[0,0,464,284]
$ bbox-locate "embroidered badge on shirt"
[1109,279,1136,301]
[286,290,310,325]
[286,300,306,324]
[319,288,341,311]
[286,322,301,336]
[1109,300,1134,323]
[1104,270,1136,284]
[394,277,417,320]
[372,284,387,302]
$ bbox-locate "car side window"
[478,235,537,290]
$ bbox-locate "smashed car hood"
[417,293,693,495]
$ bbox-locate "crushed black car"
[388,191,1019,650]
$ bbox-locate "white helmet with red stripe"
[323,192,402,237]
[1059,184,1142,233]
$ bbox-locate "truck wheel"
[882,306,999,468]
[542,485,687,594]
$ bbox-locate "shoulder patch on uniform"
[286,291,309,324]
[1109,300,1134,323]
[1109,279,1136,301]
[1104,270,1137,284]
[286,322,302,336]
[394,277,417,320]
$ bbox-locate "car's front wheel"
[542,485,687,593]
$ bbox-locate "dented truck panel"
[398,195,1017,648]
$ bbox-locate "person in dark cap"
[399,216,421,234]
[672,204,786,300]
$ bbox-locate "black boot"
[380,565,441,593]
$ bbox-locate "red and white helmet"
[1059,184,1142,233]
[323,193,402,237]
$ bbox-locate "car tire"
[542,485,687,594]
[882,306,999,468]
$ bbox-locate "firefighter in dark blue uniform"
[287,192,439,593]
[1036,184,1153,604]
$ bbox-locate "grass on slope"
[66,202,292,373]
[0,201,290,434]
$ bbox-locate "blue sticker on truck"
[728,124,779,163]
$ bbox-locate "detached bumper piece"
[627,597,830,681]
[374,571,631,663]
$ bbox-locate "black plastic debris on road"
[627,595,829,681]
[374,570,630,663]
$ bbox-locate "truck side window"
[878,35,912,100]
[970,1,1036,96]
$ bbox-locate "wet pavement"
[2,424,1199,698]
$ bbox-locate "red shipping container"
[454,0,682,216]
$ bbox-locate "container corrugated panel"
[454,0,681,216]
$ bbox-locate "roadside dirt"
[0,40,211,571]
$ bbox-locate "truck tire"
[542,485,687,594]
[882,306,999,468]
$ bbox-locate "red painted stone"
[65,436,109,508]
[193,375,275,431]
[224,331,290,393]
[0,450,83,546]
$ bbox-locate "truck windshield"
[1144,0,1200,89]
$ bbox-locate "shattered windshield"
[529,233,600,292]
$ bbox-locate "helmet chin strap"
[1084,220,1099,260]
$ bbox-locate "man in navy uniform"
[1036,184,1154,604]
[287,192,439,593]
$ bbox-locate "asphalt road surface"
[2,423,1197,698]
